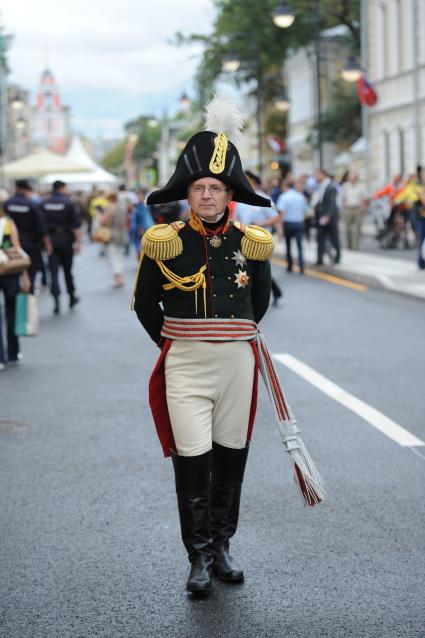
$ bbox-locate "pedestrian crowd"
[0,179,154,371]
[371,169,425,268]
[233,165,425,277]
[2,164,425,371]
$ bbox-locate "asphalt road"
[1,242,424,638]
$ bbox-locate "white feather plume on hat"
[204,96,244,145]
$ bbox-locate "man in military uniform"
[132,98,274,595]
[4,180,52,293]
[41,181,81,314]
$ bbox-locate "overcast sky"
[1,0,214,138]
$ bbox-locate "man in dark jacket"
[4,180,52,293]
[41,181,82,314]
[314,168,341,265]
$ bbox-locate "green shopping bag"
[15,293,39,336]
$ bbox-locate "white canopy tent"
[3,150,89,178]
[41,136,118,187]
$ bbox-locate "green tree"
[175,0,360,111]
[101,140,126,172]
[125,116,162,162]
[309,80,361,147]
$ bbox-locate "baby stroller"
[375,203,410,249]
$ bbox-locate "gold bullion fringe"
[141,224,183,261]
[142,234,183,261]
[241,229,275,261]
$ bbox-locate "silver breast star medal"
[209,235,222,248]
[234,270,250,289]
[232,249,246,267]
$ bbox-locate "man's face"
[187,177,233,221]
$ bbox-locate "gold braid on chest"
[157,261,207,317]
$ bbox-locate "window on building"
[398,128,405,176]
[396,0,405,72]
[381,2,390,77]
[382,130,390,182]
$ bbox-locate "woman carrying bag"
[0,210,30,369]
[100,192,127,288]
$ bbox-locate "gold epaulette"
[234,222,274,261]
[142,222,184,261]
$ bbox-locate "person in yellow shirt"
[393,174,423,208]
[416,185,425,269]
[89,192,109,237]
[0,210,30,368]
[394,174,425,244]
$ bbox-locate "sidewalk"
[273,238,425,301]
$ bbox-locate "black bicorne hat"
[147,98,271,208]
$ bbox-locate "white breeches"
[165,340,256,457]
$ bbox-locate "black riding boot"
[211,442,249,583]
[171,450,213,594]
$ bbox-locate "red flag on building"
[357,75,378,107]
[267,135,286,153]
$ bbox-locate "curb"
[305,261,425,302]
[272,248,425,302]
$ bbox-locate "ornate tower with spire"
[31,68,70,154]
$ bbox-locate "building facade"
[6,83,32,160]
[31,68,70,154]
[285,26,353,176]
[367,0,425,191]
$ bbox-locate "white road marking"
[274,353,425,448]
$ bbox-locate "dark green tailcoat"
[134,219,271,343]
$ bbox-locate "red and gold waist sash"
[161,316,257,341]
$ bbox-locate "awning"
[3,150,90,178]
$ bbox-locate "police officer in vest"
[4,179,52,293]
[41,181,82,314]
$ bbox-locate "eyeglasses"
[189,184,228,195]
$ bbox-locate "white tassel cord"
[256,333,326,507]
[204,96,244,145]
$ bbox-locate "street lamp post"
[272,2,362,171]
[274,92,290,112]
[256,62,265,179]
[272,4,296,28]
[340,56,363,83]
[222,50,265,179]
[313,10,324,169]
[125,131,139,186]
[272,1,325,168]
[360,0,370,193]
